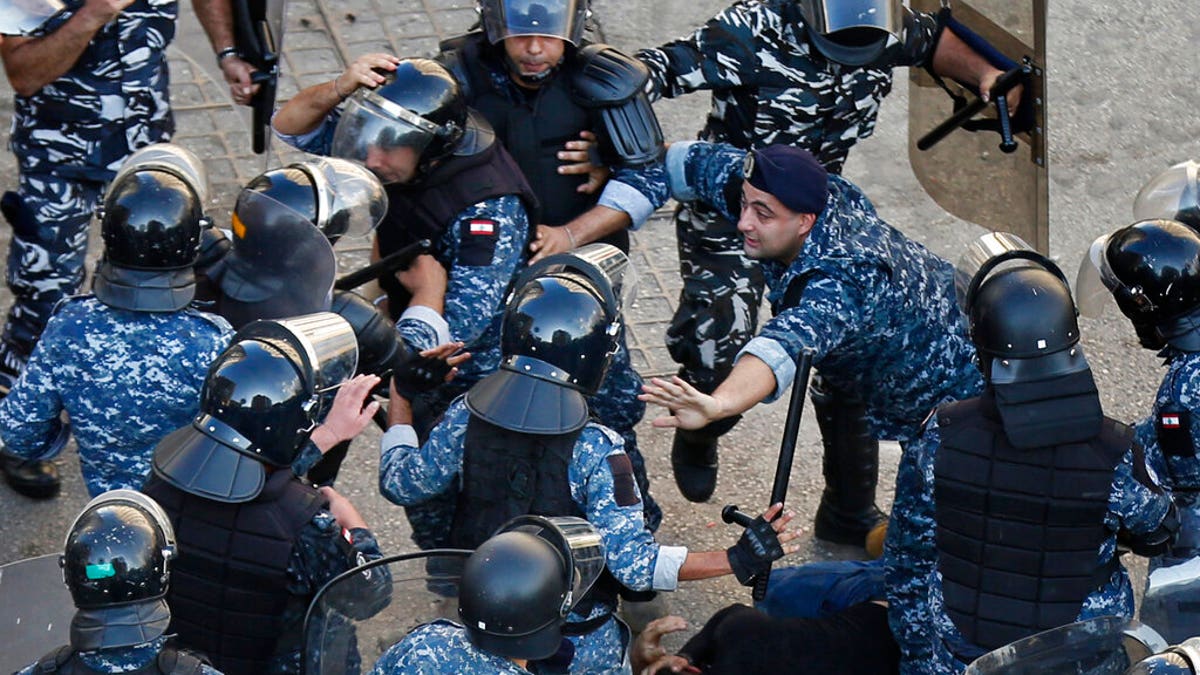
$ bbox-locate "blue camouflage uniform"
[370,620,533,674]
[17,637,222,675]
[0,297,231,496]
[635,0,941,388]
[1136,349,1200,553]
[667,141,982,441]
[379,399,692,674]
[2,0,175,366]
[885,416,1174,674]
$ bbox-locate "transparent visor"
[113,143,210,204]
[0,0,64,35]
[964,617,1165,675]
[483,0,586,45]
[504,516,605,614]
[531,243,637,316]
[1134,160,1200,225]
[65,489,177,554]
[798,0,904,38]
[330,94,436,179]
[236,312,359,393]
[1075,233,1124,319]
[953,231,1037,313]
[302,156,388,239]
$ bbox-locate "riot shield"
[302,550,470,675]
[963,616,1167,675]
[909,0,1049,252]
[0,554,75,673]
[1140,509,1200,644]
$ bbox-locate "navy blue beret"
[743,145,829,215]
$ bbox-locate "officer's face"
[738,182,816,262]
[364,144,420,184]
[503,35,566,86]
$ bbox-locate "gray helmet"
[798,0,905,67]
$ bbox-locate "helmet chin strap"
[505,53,564,86]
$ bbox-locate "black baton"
[334,239,431,292]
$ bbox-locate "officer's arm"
[927,17,1018,112]
[634,2,762,102]
[1,0,133,96]
[665,141,747,223]
[1113,444,1179,557]
[192,0,258,104]
[272,52,400,137]
[0,327,67,460]
[378,400,467,505]
[441,197,528,345]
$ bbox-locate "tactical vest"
[444,34,630,251]
[450,414,619,624]
[143,470,326,675]
[933,397,1129,652]
[35,644,206,675]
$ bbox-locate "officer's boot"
[811,376,885,547]
[672,414,741,503]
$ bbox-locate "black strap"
[36,646,75,673]
[561,613,611,636]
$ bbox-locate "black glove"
[392,353,453,401]
[726,516,784,586]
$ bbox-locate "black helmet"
[479,0,589,46]
[331,59,492,182]
[61,490,176,651]
[237,157,388,243]
[798,0,905,67]
[94,168,204,312]
[460,516,604,660]
[330,289,412,378]
[466,244,629,433]
[1134,160,1200,229]
[152,313,357,503]
[1078,220,1200,351]
[1126,639,1200,675]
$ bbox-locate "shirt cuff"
[381,424,419,451]
[399,305,451,346]
[651,545,689,591]
[666,141,701,202]
[738,336,792,403]
[598,180,654,230]
[270,111,325,150]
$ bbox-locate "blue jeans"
[756,559,885,619]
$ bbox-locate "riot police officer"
[17,489,220,674]
[0,145,233,498]
[885,239,1178,673]
[373,516,606,673]
[142,314,385,675]
[1077,219,1200,643]
[380,244,797,673]
[634,0,1018,520]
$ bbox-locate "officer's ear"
[795,212,818,239]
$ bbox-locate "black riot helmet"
[465,244,630,434]
[152,313,357,503]
[1126,639,1200,675]
[331,59,492,183]
[61,490,177,651]
[459,516,604,660]
[236,157,388,242]
[480,0,589,47]
[1077,220,1200,352]
[330,289,412,379]
[94,168,204,312]
[798,0,906,67]
[1134,160,1200,229]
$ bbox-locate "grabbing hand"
[978,67,1022,116]
[310,374,381,451]
[222,56,260,106]
[527,224,576,263]
[639,376,725,430]
[726,503,799,586]
[392,341,470,401]
[558,130,610,195]
[333,53,402,99]
[632,615,689,674]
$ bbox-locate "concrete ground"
[0,0,1197,662]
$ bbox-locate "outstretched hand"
[726,503,800,586]
[639,376,724,430]
[310,374,381,451]
[632,615,690,674]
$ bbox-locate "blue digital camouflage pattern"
[884,416,1174,674]
[380,398,659,673]
[634,0,939,387]
[16,637,222,675]
[0,297,232,496]
[2,0,176,359]
[672,142,982,440]
[370,620,533,674]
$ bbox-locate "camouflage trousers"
[1,173,102,363]
[665,202,765,395]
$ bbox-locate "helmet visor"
[112,143,209,205]
[1074,232,1145,320]
[798,0,904,37]
[0,0,65,35]
[304,157,389,239]
[331,93,436,183]
[482,0,587,45]
[953,231,1036,313]
[235,312,359,394]
[1134,160,1200,227]
[522,243,636,318]
[500,516,605,615]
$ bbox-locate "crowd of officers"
[2,0,1200,673]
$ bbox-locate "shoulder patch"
[459,217,500,266]
[606,454,641,507]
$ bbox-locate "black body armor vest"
[933,396,1130,651]
[143,470,326,675]
[444,33,630,251]
[35,644,207,675]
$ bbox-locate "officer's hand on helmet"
[333,53,402,99]
[318,485,369,530]
[80,0,136,26]
[528,224,576,263]
[392,341,470,401]
[309,374,381,451]
[222,56,261,107]
[395,254,448,309]
[726,503,799,586]
[639,376,725,430]
[978,67,1022,117]
[557,130,610,195]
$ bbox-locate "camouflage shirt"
[636,0,938,172]
[884,415,1173,674]
[0,297,232,496]
[16,637,222,674]
[667,141,982,441]
[370,620,533,674]
[8,0,176,181]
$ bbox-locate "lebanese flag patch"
[469,219,496,236]
[1161,413,1182,428]
[342,527,353,544]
